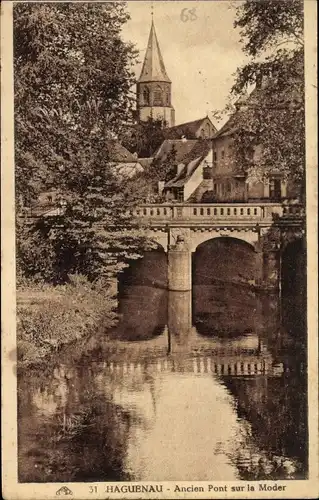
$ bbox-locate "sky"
[121,1,248,127]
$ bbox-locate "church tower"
[137,20,175,127]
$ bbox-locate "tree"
[234,0,303,56]
[119,144,179,205]
[230,0,305,198]
[121,117,166,157]
[149,145,178,182]
[14,3,155,283]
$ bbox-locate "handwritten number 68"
[180,8,197,22]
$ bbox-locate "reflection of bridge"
[132,203,304,291]
[102,288,284,379]
[101,356,284,378]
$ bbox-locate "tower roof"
[138,21,171,83]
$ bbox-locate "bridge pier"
[167,291,192,353]
[167,228,192,291]
[262,250,281,290]
[168,249,192,291]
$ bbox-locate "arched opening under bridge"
[192,237,261,338]
[281,238,307,337]
[115,247,168,341]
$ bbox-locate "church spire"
[136,18,175,127]
[138,20,171,83]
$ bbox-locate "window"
[143,87,150,105]
[221,150,225,160]
[213,151,217,162]
[269,178,281,200]
[165,91,170,105]
[176,188,184,202]
[153,85,163,106]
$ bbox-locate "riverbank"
[17,274,118,368]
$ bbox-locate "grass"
[17,274,118,367]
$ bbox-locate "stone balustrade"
[132,203,288,223]
[22,201,304,223]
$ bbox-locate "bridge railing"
[132,203,288,222]
[282,203,305,216]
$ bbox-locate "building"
[104,140,144,179]
[136,20,217,140]
[165,116,217,140]
[210,86,289,203]
[136,20,175,128]
[134,20,300,205]
[161,140,214,202]
[154,139,199,164]
[157,85,299,203]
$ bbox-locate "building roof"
[165,117,217,139]
[182,139,213,164]
[138,158,154,169]
[138,20,171,83]
[105,140,137,162]
[212,114,238,139]
[164,139,213,188]
[213,77,302,140]
[164,157,203,188]
[154,139,199,163]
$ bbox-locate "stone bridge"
[132,202,305,291]
[24,200,305,292]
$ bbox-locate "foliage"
[234,0,303,56]
[14,2,154,282]
[121,117,166,157]
[17,274,118,366]
[146,144,179,187]
[124,144,179,203]
[231,0,304,197]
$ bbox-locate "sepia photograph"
[1,0,318,498]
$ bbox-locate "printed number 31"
[180,8,197,22]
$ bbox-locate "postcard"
[1,0,318,498]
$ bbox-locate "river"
[18,252,307,483]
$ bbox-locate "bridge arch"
[281,237,306,302]
[143,229,169,252]
[192,236,260,287]
[116,246,168,341]
[192,237,262,337]
[118,244,167,291]
[190,229,259,253]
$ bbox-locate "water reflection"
[18,278,307,482]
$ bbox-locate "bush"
[17,274,117,366]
